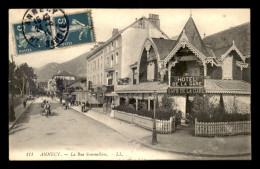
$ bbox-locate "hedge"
[196,113,251,122]
[113,105,182,125]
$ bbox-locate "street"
[9,97,190,160]
[9,97,250,160]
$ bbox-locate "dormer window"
[222,56,233,80]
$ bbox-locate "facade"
[52,71,77,91]
[114,16,250,119]
[86,14,170,96]
[52,71,76,81]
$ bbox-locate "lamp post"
[152,90,158,145]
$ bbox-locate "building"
[52,71,77,91]
[52,71,76,81]
[114,16,250,119]
[86,14,170,103]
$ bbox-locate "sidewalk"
[71,106,251,158]
[9,99,35,131]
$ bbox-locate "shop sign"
[167,87,205,94]
[171,76,204,87]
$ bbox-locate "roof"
[151,38,176,60]
[52,71,75,78]
[86,16,170,60]
[174,17,210,57]
[115,80,250,95]
[129,61,138,68]
[205,79,251,94]
[115,81,168,93]
[66,77,86,87]
[211,45,232,59]
[203,22,250,57]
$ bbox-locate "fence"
[113,110,175,134]
[194,118,251,137]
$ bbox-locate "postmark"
[22,8,69,49]
[12,9,96,55]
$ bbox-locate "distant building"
[52,71,76,81]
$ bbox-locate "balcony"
[105,63,115,72]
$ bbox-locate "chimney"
[112,28,119,37]
[148,14,160,29]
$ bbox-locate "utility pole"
[152,90,158,145]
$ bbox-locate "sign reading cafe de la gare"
[167,76,205,94]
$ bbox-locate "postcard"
[8,8,251,160]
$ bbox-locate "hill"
[35,52,90,82]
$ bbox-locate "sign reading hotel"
[168,76,205,94]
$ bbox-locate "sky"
[9,8,250,68]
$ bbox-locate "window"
[97,74,99,84]
[111,55,113,67]
[111,42,114,50]
[116,39,119,47]
[101,73,102,84]
[147,62,155,81]
[116,72,118,82]
[116,52,118,64]
[222,56,233,80]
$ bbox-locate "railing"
[113,110,175,134]
[195,118,251,137]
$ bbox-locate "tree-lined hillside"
[35,52,90,82]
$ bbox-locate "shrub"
[114,105,175,121]
[114,105,136,114]
[196,111,251,123]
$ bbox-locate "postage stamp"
[12,9,95,55]
[54,11,95,48]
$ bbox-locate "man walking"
[23,99,27,108]
[81,102,85,112]
[44,101,51,117]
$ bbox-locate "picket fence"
[113,110,175,134]
[194,118,251,137]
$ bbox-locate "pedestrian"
[68,101,71,109]
[86,101,90,111]
[60,97,62,104]
[44,101,51,117]
[51,95,53,100]
[23,99,27,108]
[111,99,115,110]
[81,102,85,112]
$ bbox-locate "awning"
[114,80,250,95]
[204,79,251,94]
[105,92,119,96]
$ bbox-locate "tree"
[14,63,37,97]
[56,78,64,97]
[159,94,174,112]
[9,59,16,122]
[219,94,225,114]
